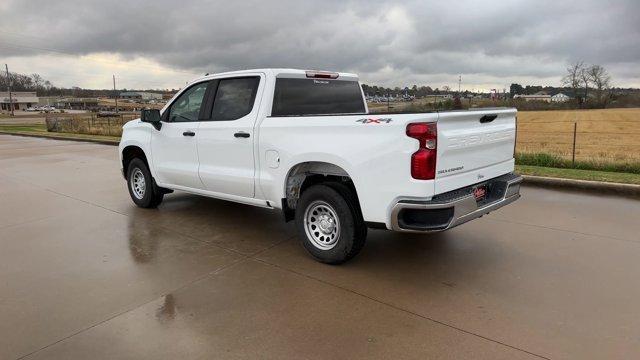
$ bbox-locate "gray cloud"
[1,0,639,88]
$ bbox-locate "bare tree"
[580,66,591,102]
[31,73,44,91]
[587,65,612,107]
[562,61,585,106]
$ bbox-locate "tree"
[587,64,612,107]
[580,65,590,102]
[509,83,524,97]
[562,61,585,106]
[524,85,543,95]
[453,96,463,110]
[417,86,432,97]
[31,73,44,91]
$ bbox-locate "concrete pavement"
[1,134,640,359]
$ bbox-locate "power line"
[0,64,180,90]
[0,29,55,41]
[0,39,199,76]
[113,75,118,114]
[0,40,197,89]
[5,63,14,116]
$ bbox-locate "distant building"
[119,92,163,101]
[0,91,39,111]
[551,93,571,102]
[38,96,62,106]
[513,94,552,103]
[55,98,99,110]
[428,94,453,100]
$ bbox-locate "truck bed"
[258,108,517,226]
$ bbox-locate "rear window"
[271,78,366,116]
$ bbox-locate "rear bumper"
[390,173,522,232]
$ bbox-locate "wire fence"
[515,119,640,166]
[45,113,137,137]
[44,114,640,169]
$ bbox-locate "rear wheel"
[127,158,164,208]
[295,184,366,264]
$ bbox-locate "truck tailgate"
[435,109,516,194]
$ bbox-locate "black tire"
[126,158,164,208]
[295,184,367,264]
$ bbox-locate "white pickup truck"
[119,69,521,264]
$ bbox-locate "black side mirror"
[141,109,162,130]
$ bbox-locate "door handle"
[234,132,250,138]
[479,114,498,123]
[183,131,196,137]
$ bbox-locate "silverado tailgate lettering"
[446,130,513,149]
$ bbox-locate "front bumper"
[390,173,522,232]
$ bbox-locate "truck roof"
[190,68,359,85]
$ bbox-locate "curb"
[522,175,640,198]
[0,131,119,146]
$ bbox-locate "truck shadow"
[127,191,296,260]
[127,191,500,284]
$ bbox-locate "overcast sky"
[1,0,638,90]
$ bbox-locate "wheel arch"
[281,161,362,222]
[121,145,149,179]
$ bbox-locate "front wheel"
[127,158,164,208]
[295,184,366,264]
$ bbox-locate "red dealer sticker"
[472,185,487,201]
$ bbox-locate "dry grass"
[517,108,640,163]
[41,107,639,165]
[45,114,137,137]
[369,103,640,166]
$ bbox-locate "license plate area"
[472,185,487,202]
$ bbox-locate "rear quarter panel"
[257,113,439,225]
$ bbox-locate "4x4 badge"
[356,118,392,124]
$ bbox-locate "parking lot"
[1,134,639,359]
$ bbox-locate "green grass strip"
[517,165,640,185]
[516,152,640,174]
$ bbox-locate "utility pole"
[387,92,390,112]
[5,64,14,116]
[113,75,119,114]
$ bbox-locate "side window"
[167,82,209,122]
[210,77,260,121]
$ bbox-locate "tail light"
[406,122,437,180]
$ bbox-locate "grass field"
[44,114,137,137]
[0,124,120,143]
[2,108,640,183]
[516,165,640,185]
[9,108,640,165]
[517,108,640,164]
[370,104,640,165]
